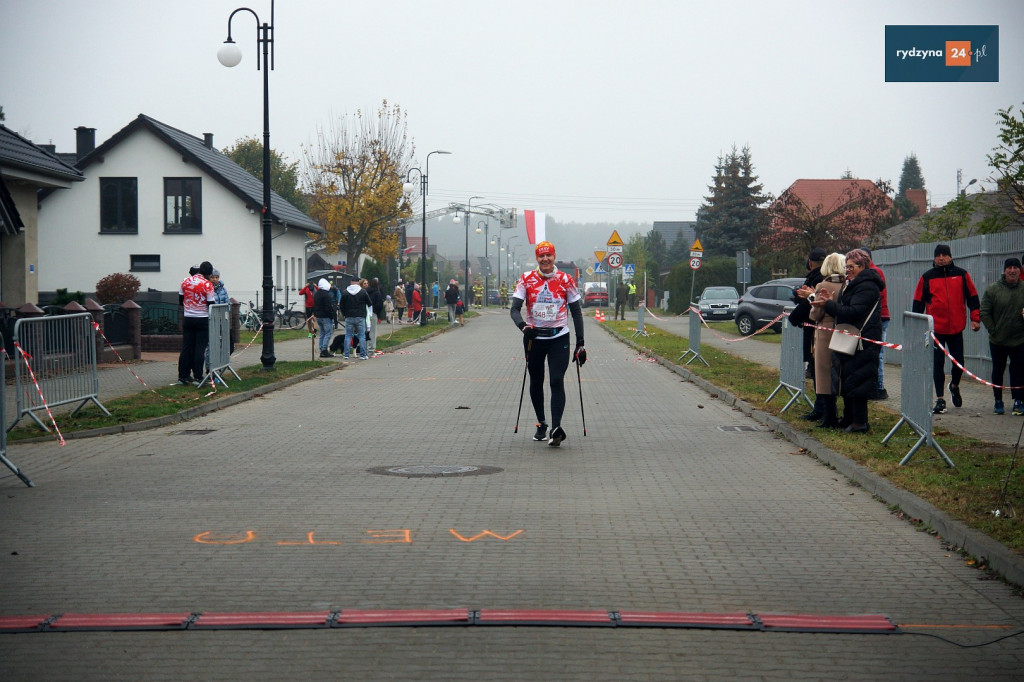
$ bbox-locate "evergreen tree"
[897,153,926,196]
[694,145,769,257]
[894,153,925,220]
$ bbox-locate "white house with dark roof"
[37,114,323,302]
[0,124,84,304]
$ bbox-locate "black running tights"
[524,335,571,428]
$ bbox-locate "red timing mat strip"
[0,609,900,634]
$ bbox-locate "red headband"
[535,241,555,257]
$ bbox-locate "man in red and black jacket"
[912,244,981,414]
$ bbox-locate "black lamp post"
[218,0,276,370]
[454,196,483,303]
[476,220,490,307]
[404,150,451,326]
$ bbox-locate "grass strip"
[604,319,1024,553]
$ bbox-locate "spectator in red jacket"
[912,244,981,414]
[410,282,423,323]
[298,279,318,334]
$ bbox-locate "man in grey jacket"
[980,258,1024,415]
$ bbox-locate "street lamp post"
[504,236,519,288]
[404,150,451,326]
[454,196,483,303]
[476,220,490,307]
[218,0,277,369]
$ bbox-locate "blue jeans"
[344,317,366,358]
[317,317,334,352]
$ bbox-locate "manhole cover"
[717,425,760,432]
[368,465,503,478]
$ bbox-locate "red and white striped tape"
[11,344,66,446]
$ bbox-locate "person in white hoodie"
[340,278,373,360]
[313,278,337,358]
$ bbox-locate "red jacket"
[299,284,317,308]
[411,289,422,312]
[868,263,890,321]
[912,262,981,335]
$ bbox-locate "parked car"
[733,278,804,335]
[583,284,609,308]
[487,289,500,305]
[694,286,740,321]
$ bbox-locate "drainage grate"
[176,429,217,436]
[367,465,503,478]
[716,425,760,432]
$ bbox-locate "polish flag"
[524,210,546,245]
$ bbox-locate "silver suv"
[734,278,804,335]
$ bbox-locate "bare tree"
[302,100,416,273]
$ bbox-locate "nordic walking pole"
[514,339,532,433]
[576,356,587,436]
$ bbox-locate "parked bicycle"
[239,302,264,332]
[239,301,307,331]
[276,302,307,330]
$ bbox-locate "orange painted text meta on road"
[193,528,524,545]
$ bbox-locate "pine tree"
[694,145,769,257]
[894,153,925,220]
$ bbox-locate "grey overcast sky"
[3,0,1023,227]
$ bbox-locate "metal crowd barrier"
[766,309,812,413]
[9,313,110,433]
[677,306,709,366]
[882,312,954,467]
[1,334,33,487]
[203,304,241,386]
[631,304,649,339]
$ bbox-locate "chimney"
[906,188,928,216]
[203,133,214,149]
[75,126,96,160]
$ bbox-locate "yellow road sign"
[691,238,704,252]
[607,230,624,247]
[594,250,606,263]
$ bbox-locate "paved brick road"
[2,311,1023,680]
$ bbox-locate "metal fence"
[677,307,709,366]
[9,313,111,432]
[882,312,954,467]
[766,308,813,412]
[874,231,1024,378]
[203,304,240,386]
[0,335,33,487]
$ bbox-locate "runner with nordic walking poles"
[510,240,587,447]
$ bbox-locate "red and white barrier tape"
[690,307,786,342]
[932,331,1024,391]
[798,320,903,351]
[11,343,66,446]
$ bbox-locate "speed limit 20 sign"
[607,253,623,269]
[689,257,702,270]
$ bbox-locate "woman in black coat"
[810,248,884,433]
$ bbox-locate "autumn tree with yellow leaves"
[302,101,416,274]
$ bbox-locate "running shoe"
[949,382,962,408]
[1013,400,1024,416]
[932,398,946,415]
[994,400,1005,415]
[548,426,567,447]
[533,423,548,441]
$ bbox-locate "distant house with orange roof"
[767,178,894,254]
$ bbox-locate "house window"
[164,178,202,233]
[130,254,161,272]
[99,177,138,233]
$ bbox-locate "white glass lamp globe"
[402,181,414,193]
[218,42,243,67]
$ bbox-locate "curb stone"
[601,323,1024,589]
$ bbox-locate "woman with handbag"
[807,253,846,428]
[810,249,884,434]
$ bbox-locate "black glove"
[521,325,538,339]
[574,343,587,366]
